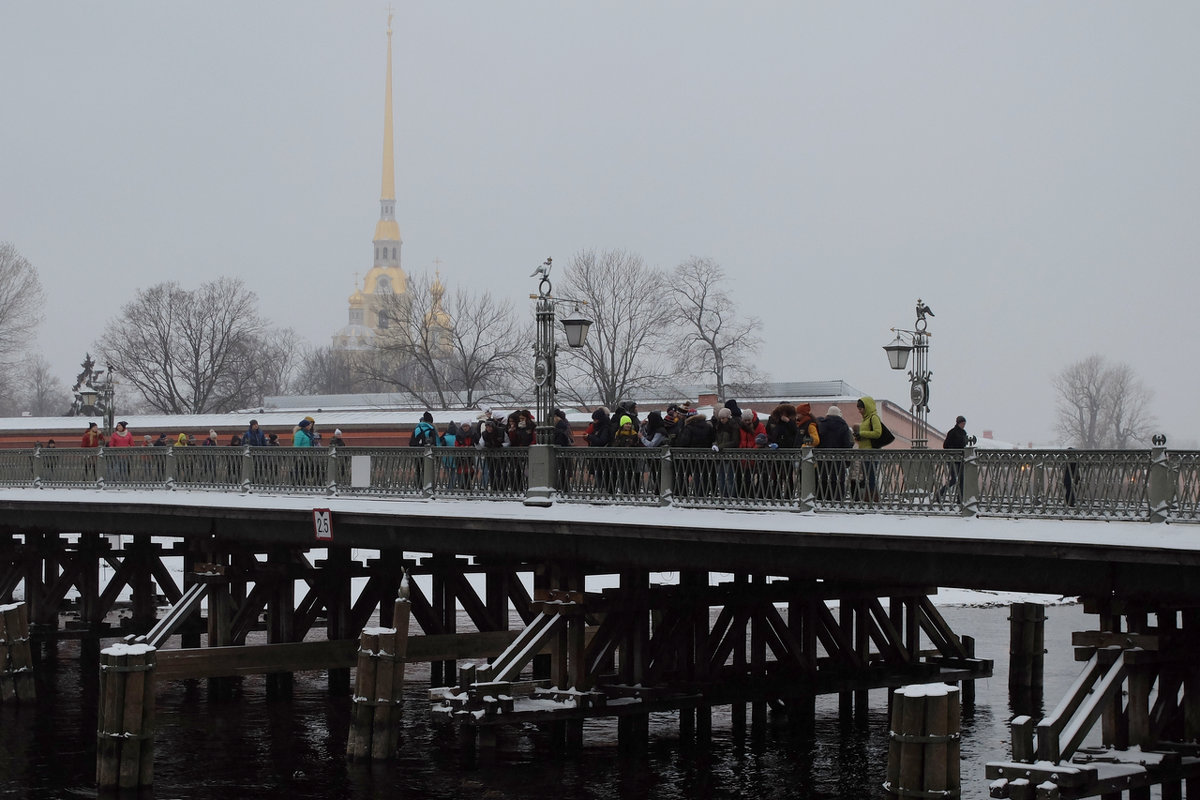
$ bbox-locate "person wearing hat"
[294,418,315,447]
[939,415,970,502]
[105,421,134,481]
[81,422,103,448]
[244,419,267,447]
[815,406,855,501]
[108,421,135,448]
[329,428,346,447]
[409,412,437,447]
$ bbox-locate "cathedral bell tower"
[334,13,409,350]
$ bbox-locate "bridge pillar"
[524,443,554,506]
[960,446,978,517]
[1149,444,1171,523]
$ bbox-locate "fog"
[1,2,1196,445]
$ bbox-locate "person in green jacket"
[853,396,882,501]
[853,396,882,449]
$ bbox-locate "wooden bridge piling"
[1008,602,1045,692]
[885,684,961,799]
[346,594,411,762]
[96,642,156,790]
[0,601,35,703]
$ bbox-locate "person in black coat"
[816,406,855,501]
[673,411,716,499]
[940,415,969,502]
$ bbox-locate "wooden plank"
[155,630,528,681]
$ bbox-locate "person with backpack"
[853,397,882,502]
[409,412,437,447]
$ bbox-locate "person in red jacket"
[81,422,103,448]
[736,411,767,497]
[107,421,135,447]
[106,421,134,481]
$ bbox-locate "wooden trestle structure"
[0,528,990,745]
[987,598,1200,799]
[8,491,1200,795]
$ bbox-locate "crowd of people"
[38,400,971,502]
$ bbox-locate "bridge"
[3,443,1200,797]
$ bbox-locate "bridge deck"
[3,487,1198,602]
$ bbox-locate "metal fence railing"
[975,450,1151,521]
[1,444,1193,523]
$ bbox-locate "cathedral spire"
[373,11,402,270]
[380,11,396,204]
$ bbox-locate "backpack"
[408,423,432,447]
[874,421,896,448]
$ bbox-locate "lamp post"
[527,257,592,505]
[882,300,933,449]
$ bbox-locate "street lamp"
[530,257,592,441]
[527,257,592,505]
[883,299,933,449]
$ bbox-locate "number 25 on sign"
[313,509,333,541]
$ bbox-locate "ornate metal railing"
[0,444,1193,523]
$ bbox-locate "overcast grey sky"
[2,2,1196,445]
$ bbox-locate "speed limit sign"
[313,508,333,541]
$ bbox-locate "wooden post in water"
[1009,602,1046,691]
[347,577,411,761]
[96,642,156,789]
[0,601,35,703]
[885,684,960,798]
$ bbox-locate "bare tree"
[22,356,69,416]
[292,344,360,395]
[556,249,676,409]
[668,256,764,402]
[0,242,45,371]
[362,273,525,408]
[1053,355,1155,448]
[97,278,287,413]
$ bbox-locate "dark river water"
[0,602,1091,799]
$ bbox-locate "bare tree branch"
[1053,354,1156,447]
[360,273,524,407]
[97,278,285,413]
[0,242,45,370]
[668,256,763,402]
[556,249,676,408]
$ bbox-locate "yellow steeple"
[380,12,396,204]
[373,11,402,250]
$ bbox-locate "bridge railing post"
[96,447,107,489]
[1148,443,1171,523]
[32,445,42,488]
[240,445,252,493]
[421,448,436,498]
[524,444,554,507]
[164,447,176,489]
[325,447,337,496]
[798,449,815,512]
[960,446,978,517]
[658,448,673,506]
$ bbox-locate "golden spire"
[373,10,402,253]
[381,12,396,202]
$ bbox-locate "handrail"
[0,444,1193,523]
